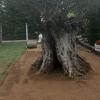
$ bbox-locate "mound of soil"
[0,46,100,100]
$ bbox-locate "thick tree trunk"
[32,31,91,78]
[32,29,91,78]
[52,31,90,78]
[33,33,55,74]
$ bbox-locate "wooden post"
[26,23,28,41]
[0,23,2,43]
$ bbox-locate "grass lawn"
[0,42,26,81]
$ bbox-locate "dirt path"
[0,47,100,100]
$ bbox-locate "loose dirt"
[0,46,100,100]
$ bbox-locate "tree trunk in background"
[32,30,91,78]
[0,23,2,43]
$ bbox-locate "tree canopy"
[0,0,100,44]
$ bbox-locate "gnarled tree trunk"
[32,21,91,78]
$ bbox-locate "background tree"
[0,23,2,43]
[1,0,40,40]
[86,0,100,45]
[0,0,4,43]
[2,0,100,45]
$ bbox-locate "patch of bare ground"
[0,46,100,100]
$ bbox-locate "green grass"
[0,42,26,81]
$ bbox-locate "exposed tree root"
[32,54,91,78]
[32,31,91,79]
[32,55,43,71]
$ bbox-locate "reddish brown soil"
[0,46,100,100]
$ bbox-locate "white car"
[95,40,100,52]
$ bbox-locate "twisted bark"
[32,20,91,78]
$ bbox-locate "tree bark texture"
[32,21,91,78]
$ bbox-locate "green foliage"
[87,0,100,45]
[1,0,40,40]
[1,0,100,43]
[67,11,77,18]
